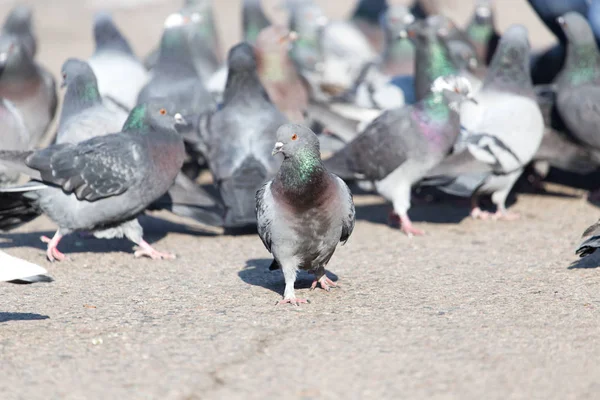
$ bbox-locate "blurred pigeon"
[243,0,271,45]
[183,0,221,61]
[0,99,29,186]
[410,0,441,20]
[193,43,288,229]
[324,75,475,236]
[255,25,308,122]
[380,4,415,76]
[137,13,215,118]
[465,0,499,65]
[0,103,186,261]
[588,0,600,46]
[351,0,388,52]
[0,34,57,148]
[55,58,128,145]
[88,12,149,111]
[576,218,600,257]
[424,25,544,220]
[1,5,36,58]
[256,123,355,305]
[0,250,52,284]
[527,0,588,84]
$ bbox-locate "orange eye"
[291,134,298,141]
[159,108,167,115]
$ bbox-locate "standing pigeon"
[465,0,499,65]
[576,218,600,257]
[424,25,544,220]
[256,123,355,305]
[1,4,36,58]
[380,4,415,76]
[0,34,57,148]
[0,102,186,261]
[243,0,271,45]
[255,25,307,122]
[87,12,149,111]
[55,58,128,145]
[324,75,475,236]
[193,43,288,229]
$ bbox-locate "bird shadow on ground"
[355,201,470,226]
[568,253,600,269]
[0,312,49,323]
[0,214,217,256]
[238,258,339,295]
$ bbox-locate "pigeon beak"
[396,29,408,39]
[272,141,284,156]
[174,113,187,126]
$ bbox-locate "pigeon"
[465,0,500,65]
[87,12,150,112]
[255,25,308,123]
[380,4,416,76]
[408,19,480,103]
[0,102,186,261]
[0,99,29,186]
[350,0,388,52]
[243,0,271,45]
[424,25,544,220]
[55,58,128,145]
[324,75,475,236]
[192,43,288,229]
[0,250,52,284]
[576,218,600,257]
[1,4,36,58]
[182,0,221,62]
[527,0,588,84]
[256,123,355,305]
[0,34,57,148]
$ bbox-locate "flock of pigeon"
[3,0,600,305]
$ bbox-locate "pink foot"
[399,214,424,236]
[470,207,491,220]
[41,233,65,262]
[134,240,176,260]
[492,210,520,221]
[278,298,310,306]
[311,275,337,292]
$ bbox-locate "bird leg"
[40,232,65,262]
[492,209,520,221]
[134,239,176,260]
[389,211,424,236]
[279,264,308,306]
[311,270,337,292]
[470,196,491,220]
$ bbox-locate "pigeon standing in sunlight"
[1,4,36,58]
[424,25,544,220]
[88,12,149,111]
[191,43,287,229]
[243,0,271,45]
[465,0,499,65]
[0,103,186,262]
[324,75,475,236]
[0,34,57,148]
[255,25,307,122]
[256,124,355,305]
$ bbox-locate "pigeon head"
[155,13,197,76]
[430,75,476,109]
[60,58,99,96]
[484,24,532,92]
[123,102,186,133]
[474,0,493,22]
[3,5,33,35]
[228,42,258,73]
[558,12,597,46]
[381,5,414,38]
[93,12,134,56]
[289,2,327,40]
[272,124,320,159]
[0,34,34,78]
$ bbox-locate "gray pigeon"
[576,218,600,257]
[137,13,215,119]
[243,0,271,45]
[424,25,544,220]
[88,12,149,111]
[0,34,57,148]
[193,42,288,229]
[55,58,128,145]
[380,4,416,76]
[0,98,29,186]
[324,75,475,236]
[1,5,36,58]
[465,0,499,65]
[0,102,186,261]
[256,123,355,305]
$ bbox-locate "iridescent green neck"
[565,43,600,86]
[467,24,492,44]
[421,92,450,122]
[123,105,147,131]
[426,42,457,80]
[282,148,324,187]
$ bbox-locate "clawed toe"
[311,275,338,291]
[278,298,310,306]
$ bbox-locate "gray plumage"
[256,123,355,304]
[424,25,544,219]
[0,34,57,148]
[324,75,474,235]
[0,103,186,261]
[577,219,600,257]
[0,98,29,186]
[1,5,36,58]
[243,0,271,44]
[195,43,288,228]
[88,12,149,111]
